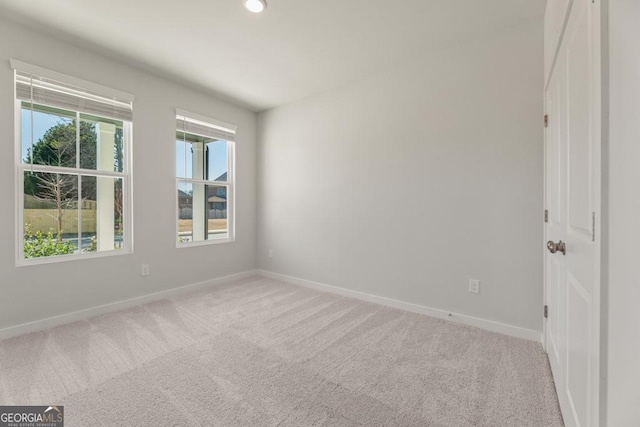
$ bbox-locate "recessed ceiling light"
[245,0,267,13]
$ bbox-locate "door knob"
[547,240,566,255]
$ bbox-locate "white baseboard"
[0,270,260,341]
[258,270,542,343]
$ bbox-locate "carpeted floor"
[0,276,563,426]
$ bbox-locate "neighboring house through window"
[176,109,235,245]
[12,60,133,264]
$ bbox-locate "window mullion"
[76,111,80,169]
[177,178,229,186]
[77,175,83,253]
[76,112,81,253]
[17,163,126,179]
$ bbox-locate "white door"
[544,0,601,426]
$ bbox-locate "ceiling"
[0,0,545,112]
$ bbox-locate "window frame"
[175,109,236,248]
[13,68,134,266]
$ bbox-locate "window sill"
[16,248,132,267]
[176,237,234,249]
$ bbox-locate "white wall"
[258,22,544,333]
[0,18,257,332]
[605,0,640,424]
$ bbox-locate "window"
[176,110,235,246]
[12,60,133,263]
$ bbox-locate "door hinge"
[544,114,549,128]
[592,212,596,242]
[544,305,548,319]
[544,209,549,223]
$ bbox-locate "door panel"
[566,273,592,427]
[566,1,593,238]
[544,0,600,426]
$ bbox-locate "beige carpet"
[0,276,563,426]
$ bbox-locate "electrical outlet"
[469,279,480,294]
[141,264,150,277]
[268,249,273,258]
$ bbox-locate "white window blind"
[176,109,236,142]
[11,60,134,122]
